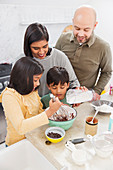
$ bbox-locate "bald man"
[55,5,112,100]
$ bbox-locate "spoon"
[89,110,98,124]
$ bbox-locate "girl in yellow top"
[0,57,61,146]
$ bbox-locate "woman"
[0,57,61,146]
[24,23,80,97]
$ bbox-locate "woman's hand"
[45,97,62,118]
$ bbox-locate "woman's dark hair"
[8,57,44,95]
[47,66,69,86]
[24,23,51,57]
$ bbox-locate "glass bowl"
[92,133,113,158]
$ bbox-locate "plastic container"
[92,133,113,158]
[66,89,93,104]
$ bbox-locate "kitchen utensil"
[49,94,77,130]
[65,141,87,166]
[89,110,98,124]
[49,106,77,130]
[66,89,93,104]
[50,94,68,116]
[45,127,65,143]
[69,138,86,144]
[85,117,98,136]
[50,93,56,102]
[91,133,113,158]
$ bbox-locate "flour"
[96,104,113,113]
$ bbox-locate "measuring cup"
[65,141,87,166]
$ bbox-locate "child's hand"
[46,97,62,118]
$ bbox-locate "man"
[55,5,112,100]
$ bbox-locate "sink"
[0,139,57,170]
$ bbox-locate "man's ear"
[94,21,98,29]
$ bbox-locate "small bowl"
[49,106,77,130]
[92,133,113,158]
[45,127,65,143]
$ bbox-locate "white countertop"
[26,93,113,170]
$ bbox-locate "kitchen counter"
[26,93,113,170]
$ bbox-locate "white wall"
[0,0,113,66]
